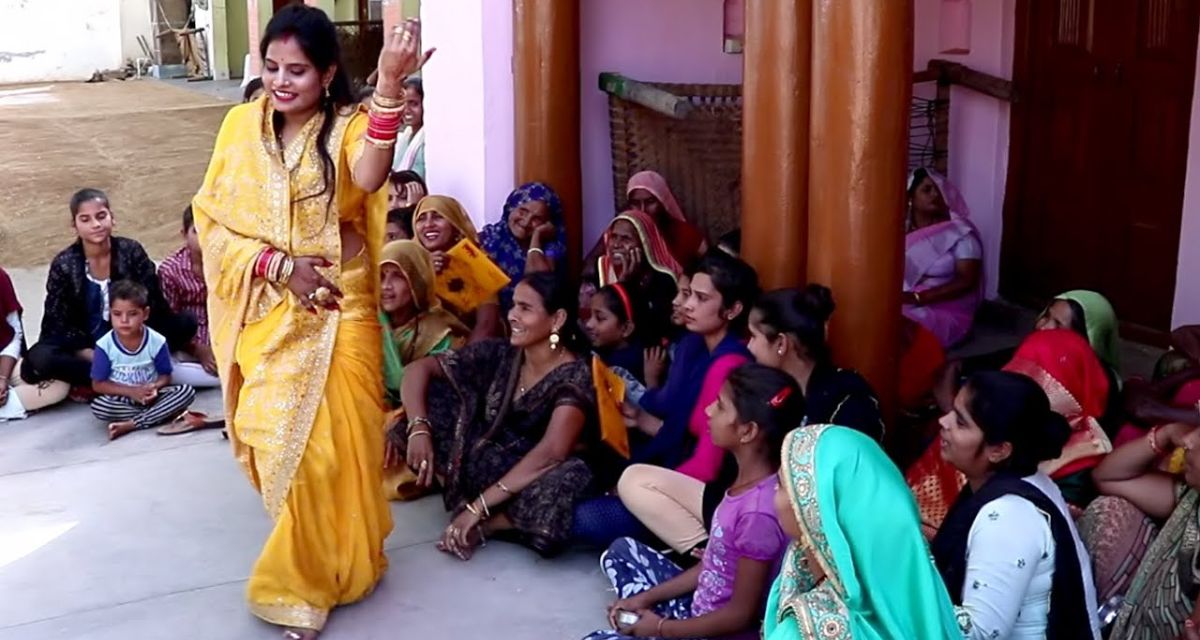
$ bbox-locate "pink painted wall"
[579,0,743,249]
[421,0,514,229]
[1172,41,1200,327]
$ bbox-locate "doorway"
[1002,0,1200,339]
[226,0,250,79]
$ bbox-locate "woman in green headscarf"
[1037,290,1120,372]
[767,425,959,639]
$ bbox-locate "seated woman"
[931,371,1101,639]
[902,167,983,348]
[910,329,1112,535]
[582,209,682,345]
[765,426,960,639]
[395,273,612,559]
[618,284,885,559]
[583,171,707,277]
[583,364,797,640]
[571,252,758,549]
[411,195,501,343]
[388,169,426,211]
[1092,422,1200,639]
[480,182,565,313]
[586,284,648,402]
[0,264,69,420]
[22,188,196,390]
[379,240,468,407]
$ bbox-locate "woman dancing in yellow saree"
[192,6,431,639]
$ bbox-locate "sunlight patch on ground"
[0,519,77,571]
[0,85,58,108]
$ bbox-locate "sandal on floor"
[156,410,225,436]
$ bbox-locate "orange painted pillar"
[382,0,404,36]
[513,0,582,275]
[807,0,912,415]
[740,0,811,290]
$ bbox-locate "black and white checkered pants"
[89,384,196,429]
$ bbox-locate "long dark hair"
[752,285,836,365]
[260,5,355,206]
[964,371,1070,476]
[725,363,806,467]
[519,272,587,354]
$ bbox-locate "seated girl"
[394,273,616,559]
[379,240,468,406]
[642,272,691,391]
[902,168,983,348]
[586,284,648,403]
[1092,422,1200,639]
[388,169,426,211]
[0,263,69,421]
[411,195,502,343]
[910,329,1112,535]
[618,285,886,558]
[22,189,197,391]
[582,364,797,640]
[480,182,566,313]
[765,426,960,639]
[931,371,1101,639]
[571,252,758,549]
[582,209,682,345]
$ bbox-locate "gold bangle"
[464,502,479,516]
[1149,426,1164,455]
[496,481,513,495]
[407,429,431,440]
[408,416,431,433]
[372,94,405,109]
[478,494,491,518]
[369,103,405,115]
[365,135,397,149]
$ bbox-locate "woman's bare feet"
[107,421,138,440]
[436,524,486,561]
[282,628,319,640]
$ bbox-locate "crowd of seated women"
[11,166,1200,639]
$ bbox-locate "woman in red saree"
[908,329,1112,536]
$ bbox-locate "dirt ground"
[0,80,233,267]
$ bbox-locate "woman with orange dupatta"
[192,7,431,639]
[908,329,1111,536]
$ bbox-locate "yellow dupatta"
[192,98,387,518]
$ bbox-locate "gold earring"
[549,331,560,351]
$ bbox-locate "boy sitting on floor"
[91,281,196,440]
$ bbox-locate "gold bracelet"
[365,135,397,149]
[278,256,295,284]
[478,494,491,518]
[464,502,479,516]
[408,416,431,434]
[369,103,405,116]
[496,481,513,495]
[372,93,405,109]
[407,429,431,440]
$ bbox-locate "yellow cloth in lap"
[434,238,510,314]
[592,357,630,458]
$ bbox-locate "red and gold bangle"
[254,248,275,279]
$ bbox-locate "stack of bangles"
[254,248,294,284]
[366,92,404,149]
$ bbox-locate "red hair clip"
[769,386,793,408]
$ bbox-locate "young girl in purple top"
[582,363,800,640]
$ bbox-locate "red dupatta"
[1003,329,1112,478]
[0,268,22,353]
[597,209,683,287]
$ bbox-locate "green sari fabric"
[765,425,959,640]
[1055,290,1120,370]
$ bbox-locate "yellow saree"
[192,97,392,631]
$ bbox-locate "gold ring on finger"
[419,460,429,470]
[314,286,332,305]
[307,291,317,302]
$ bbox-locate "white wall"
[120,0,154,63]
[0,0,124,83]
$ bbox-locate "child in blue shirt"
[91,280,196,440]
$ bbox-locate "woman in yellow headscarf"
[191,7,429,639]
[411,195,503,342]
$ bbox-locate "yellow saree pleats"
[240,255,390,630]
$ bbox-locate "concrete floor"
[0,390,612,640]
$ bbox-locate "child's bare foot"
[107,421,138,440]
[282,628,319,640]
